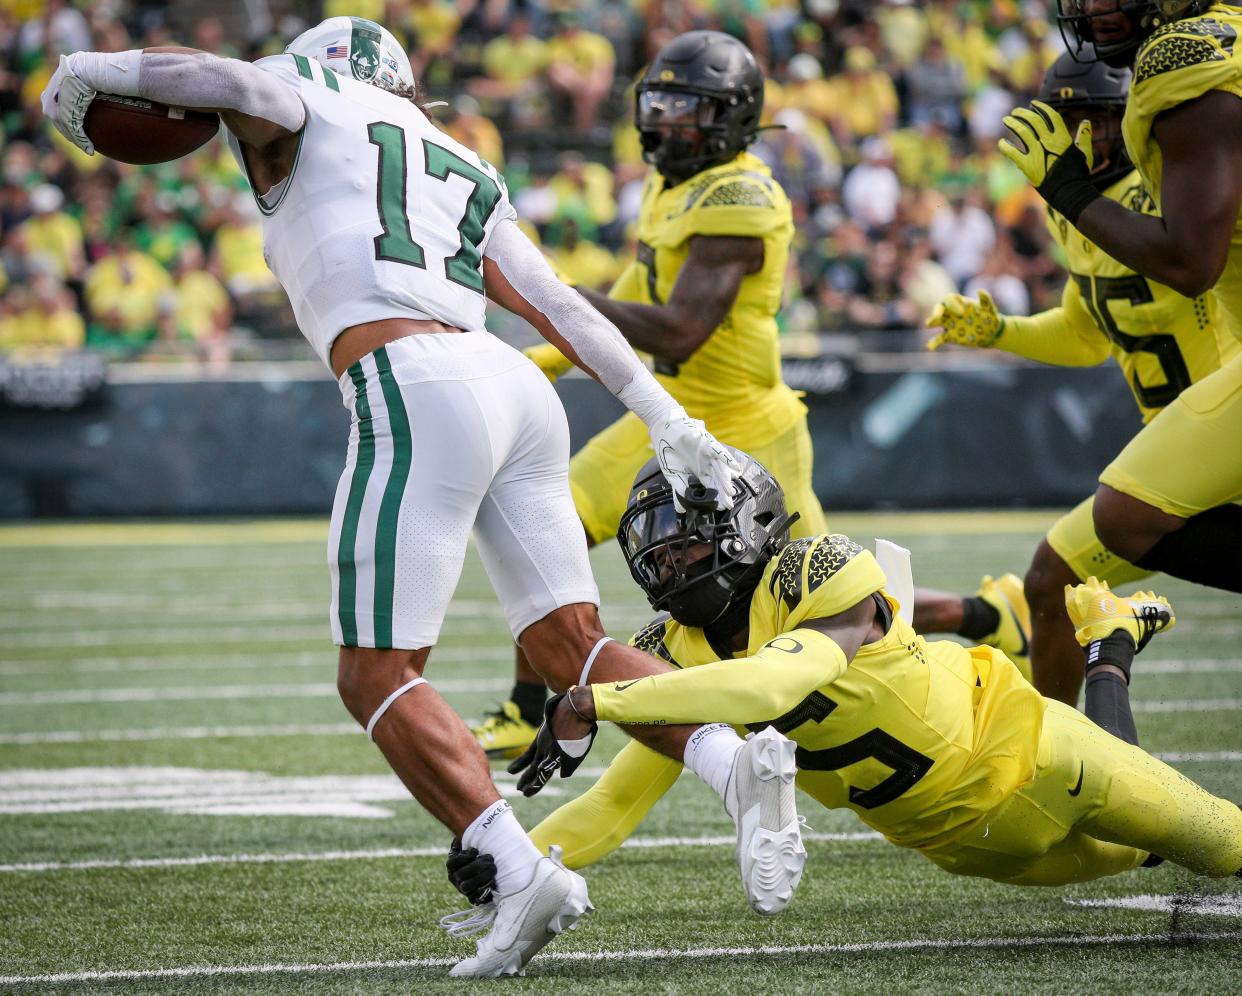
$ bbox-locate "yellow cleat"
[977,573,1032,681]
[1064,577,1175,653]
[473,701,538,760]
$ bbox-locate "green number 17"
[368,122,502,292]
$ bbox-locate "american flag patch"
[326,44,348,58]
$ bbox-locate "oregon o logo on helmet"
[1060,86,1076,99]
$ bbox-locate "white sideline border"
[3,931,1240,986]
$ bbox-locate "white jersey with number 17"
[225,53,517,370]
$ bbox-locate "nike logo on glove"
[1068,762,1085,797]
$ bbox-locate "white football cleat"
[725,725,806,915]
[444,845,592,978]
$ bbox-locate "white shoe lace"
[439,902,497,939]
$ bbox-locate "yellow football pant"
[531,706,1242,885]
[569,410,826,545]
[921,701,1242,885]
[1046,495,1152,587]
[1100,351,1242,517]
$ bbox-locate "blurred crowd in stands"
[0,0,1068,366]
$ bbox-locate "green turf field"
[0,512,1239,993]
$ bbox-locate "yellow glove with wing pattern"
[925,291,1003,351]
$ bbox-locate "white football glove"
[41,54,96,155]
[650,411,742,512]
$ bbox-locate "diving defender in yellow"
[486,454,1241,894]
[1002,2,1242,595]
[931,51,1237,705]
[474,31,824,757]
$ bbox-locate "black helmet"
[1038,49,1133,191]
[1056,1,1212,68]
[635,30,764,183]
[616,447,797,632]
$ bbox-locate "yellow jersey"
[1036,172,1238,422]
[609,152,804,444]
[1124,3,1242,339]
[603,534,1046,852]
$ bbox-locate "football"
[83,93,219,166]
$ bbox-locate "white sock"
[684,724,745,814]
[461,800,543,898]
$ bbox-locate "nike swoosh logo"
[613,679,643,692]
[1068,762,1085,797]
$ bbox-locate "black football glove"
[506,693,597,797]
[446,836,498,905]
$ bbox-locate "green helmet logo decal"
[349,18,383,82]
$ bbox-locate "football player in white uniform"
[42,17,805,977]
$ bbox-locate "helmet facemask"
[1057,0,1210,67]
[617,454,797,632]
[1037,48,1133,191]
[637,86,743,183]
[1056,102,1131,190]
[635,30,764,184]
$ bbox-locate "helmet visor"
[637,89,717,129]
[618,491,720,602]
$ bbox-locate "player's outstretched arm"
[483,219,740,506]
[562,598,876,729]
[929,282,1110,367]
[41,47,304,155]
[578,234,762,363]
[1077,92,1242,297]
[1003,93,1242,298]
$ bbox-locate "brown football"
[83,93,219,166]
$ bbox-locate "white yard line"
[3,717,1242,751]
[1131,698,1242,713]
[0,723,362,744]
[0,645,516,676]
[0,678,508,706]
[0,832,882,874]
[0,618,507,647]
[2,930,1239,985]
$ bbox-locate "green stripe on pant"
[371,346,413,648]
[337,362,375,646]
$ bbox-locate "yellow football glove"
[998,100,1100,224]
[925,291,1003,351]
[523,342,575,383]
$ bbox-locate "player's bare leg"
[1094,484,1242,592]
[520,601,806,915]
[911,575,1031,680]
[1023,541,1089,706]
[474,526,598,760]
[910,587,966,634]
[338,645,591,977]
[337,646,504,830]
